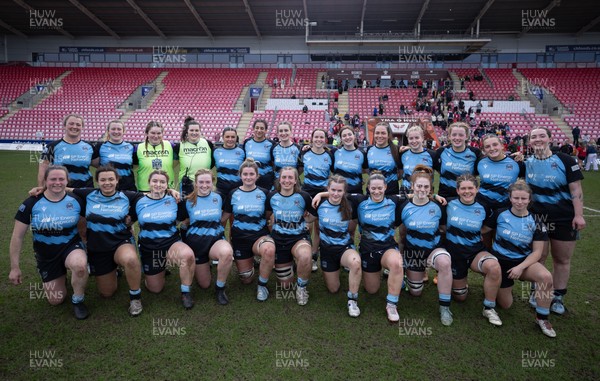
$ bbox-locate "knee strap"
[452,286,468,296]
[430,250,451,270]
[257,237,274,250]
[407,278,424,293]
[477,254,498,273]
[238,267,255,280]
[275,265,293,281]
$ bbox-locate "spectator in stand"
[571,126,580,146]
[476,101,482,114]
[373,106,378,116]
[585,143,598,171]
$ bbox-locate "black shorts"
[88,239,134,276]
[302,185,326,199]
[36,241,85,283]
[360,246,399,273]
[544,220,579,241]
[320,243,355,272]
[272,232,311,265]
[185,235,226,265]
[139,239,181,275]
[447,242,486,279]
[497,255,526,289]
[256,172,275,190]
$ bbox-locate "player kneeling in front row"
[485,180,556,337]
[266,167,317,306]
[313,176,362,317]
[180,169,234,306]
[446,174,503,326]
[399,165,454,326]
[10,165,90,319]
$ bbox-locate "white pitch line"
[583,215,600,217]
[583,206,600,214]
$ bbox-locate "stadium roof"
[0,0,598,40]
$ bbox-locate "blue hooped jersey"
[301,149,334,191]
[15,194,84,259]
[316,199,357,247]
[366,145,399,193]
[243,138,274,178]
[399,149,435,189]
[271,143,301,178]
[476,156,524,208]
[180,192,225,239]
[486,208,548,260]
[42,139,97,188]
[434,146,480,198]
[95,141,136,191]
[266,190,315,237]
[445,198,489,253]
[333,147,366,193]
[72,188,140,252]
[399,199,445,251]
[223,187,269,241]
[525,153,583,222]
[134,194,179,250]
[213,146,245,194]
[350,194,403,253]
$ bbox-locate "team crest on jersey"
[66,202,74,210]
[294,200,300,206]
[82,146,89,151]
[506,164,513,171]
[18,204,25,212]
[164,200,171,206]
[551,162,558,170]
[212,198,218,204]
[428,208,435,216]
[235,151,242,156]
[355,154,360,160]
[474,209,481,216]
[256,194,263,200]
